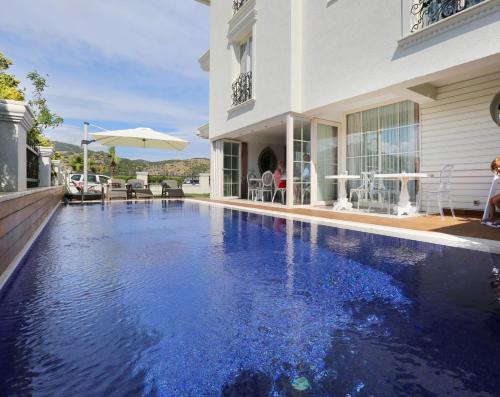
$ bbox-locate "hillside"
[53,141,210,177]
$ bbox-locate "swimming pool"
[0,201,499,396]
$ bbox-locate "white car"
[66,173,110,195]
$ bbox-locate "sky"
[0,0,210,161]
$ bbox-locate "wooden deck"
[194,198,500,242]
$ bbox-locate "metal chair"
[258,171,274,202]
[422,164,455,219]
[367,171,392,214]
[247,172,260,200]
[349,171,370,210]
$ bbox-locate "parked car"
[65,173,111,198]
[183,178,200,185]
[69,173,110,185]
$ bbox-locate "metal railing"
[26,135,38,151]
[410,0,486,32]
[233,0,248,14]
[231,72,253,107]
[26,147,39,188]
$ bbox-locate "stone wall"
[0,186,63,289]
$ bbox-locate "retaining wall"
[0,186,63,288]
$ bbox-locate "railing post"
[36,146,55,187]
[0,100,33,192]
[51,160,61,186]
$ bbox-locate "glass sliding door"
[293,118,311,205]
[346,100,420,203]
[316,123,339,203]
[223,141,240,198]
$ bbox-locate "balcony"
[233,0,248,14]
[410,0,487,32]
[231,72,253,107]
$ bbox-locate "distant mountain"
[53,141,82,153]
[52,141,210,177]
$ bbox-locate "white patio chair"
[422,164,455,219]
[259,171,274,202]
[367,171,392,214]
[349,172,370,210]
[272,177,286,204]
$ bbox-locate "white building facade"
[196,0,500,211]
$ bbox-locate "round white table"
[325,174,360,211]
[374,172,428,216]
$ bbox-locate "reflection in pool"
[0,201,499,396]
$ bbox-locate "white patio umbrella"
[81,124,189,193]
[91,127,189,151]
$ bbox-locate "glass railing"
[410,0,486,32]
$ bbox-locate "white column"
[211,140,223,199]
[286,113,294,207]
[310,119,318,205]
[136,171,148,186]
[51,160,61,186]
[37,146,55,187]
[199,173,210,193]
[0,100,34,192]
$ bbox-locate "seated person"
[486,157,500,222]
[302,154,311,181]
[274,160,286,188]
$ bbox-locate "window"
[238,36,252,75]
[316,124,339,202]
[223,141,240,197]
[346,101,420,201]
[231,36,253,107]
[293,118,311,205]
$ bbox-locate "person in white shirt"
[486,157,500,222]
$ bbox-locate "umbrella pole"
[83,121,89,194]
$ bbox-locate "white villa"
[195,0,500,213]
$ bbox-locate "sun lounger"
[107,179,130,200]
[127,179,154,199]
[161,180,184,198]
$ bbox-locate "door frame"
[222,139,242,199]
[311,118,342,207]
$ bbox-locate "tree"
[108,146,120,176]
[70,153,84,172]
[26,71,63,146]
[0,51,24,101]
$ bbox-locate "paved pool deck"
[192,198,499,243]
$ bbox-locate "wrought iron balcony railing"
[410,0,486,32]
[231,72,253,107]
[233,0,248,14]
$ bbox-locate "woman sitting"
[274,160,286,189]
[486,157,500,222]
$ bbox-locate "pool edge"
[0,203,61,295]
[185,199,500,255]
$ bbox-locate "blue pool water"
[1,201,499,396]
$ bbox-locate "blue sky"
[0,0,210,161]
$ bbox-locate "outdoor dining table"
[325,174,361,211]
[374,172,429,216]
